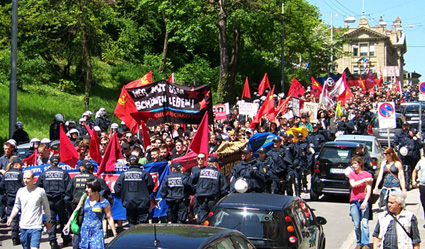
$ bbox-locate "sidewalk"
[348,187,425,248]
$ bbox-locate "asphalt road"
[0,189,423,249]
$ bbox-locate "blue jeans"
[20,228,42,249]
[350,201,370,246]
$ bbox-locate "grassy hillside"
[0,82,121,145]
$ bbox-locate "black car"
[206,193,326,249]
[106,224,256,249]
[310,141,373,200]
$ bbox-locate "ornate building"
[335,16,407,83]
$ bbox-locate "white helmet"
[41,138,51,144]
[234,178,249,193]
[69,128,79,135]
[399,146,408,157]
[93,126,101,132]
[111,123,119,129]
[6,139,17,148]
[30,138,40,147]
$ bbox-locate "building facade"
[335,16,407,83]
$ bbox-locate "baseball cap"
[296,133,303,138]
[170,162,181,169]
[208,156,220,163]
[50,155,60,163]
[121,143,131,150]
[242,147,253,153]
[273,137,281,142]
[356,144,364,148]
[12,157,23,164]
[257,147,267,153]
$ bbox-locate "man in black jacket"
[160,162,192,223]
[114,155,154,226]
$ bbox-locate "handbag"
[70,193,87,234]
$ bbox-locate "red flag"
[114,87,139,133]
[59,123,79,168]
[97,133,122,176]
[265,86,276,121]
[275,97,291,116]
[84,123,102,164]
[258,73,270,96]
[140,120,151,149]
[188,111,210,155]
[395,78,403,95]
[287,78,305,98]
[22,150,37,166]
[365,70,376,89]
[250,86,274,128]
[167,73,174,83]
[311,77,323,98]
[241,77,251,100]
[360,78,366,94]
[125,71,152,89]
[378,68,383,87]
[171,151,198,172]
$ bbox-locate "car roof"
[106,224,243,249]
[334,135,377,142]
[215,193,297,210]
[322,141,362,148]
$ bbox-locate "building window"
[353,66,359,74]
[369,44,375,56]
[352,44,358,56]
[360,44,368,56]
[370,66,375,73]
[360,66,367,74]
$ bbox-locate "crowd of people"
[0,83,424,248]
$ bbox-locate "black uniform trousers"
[6,196,19,239]
[196,196,216,225]
[166,200,187,224]
[47,196,70,242]
[126,208,149,226]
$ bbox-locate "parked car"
[106,224,255,249]
[16,140,60,158]
[206,193,327,249]
[367,112,406,147]
[310,141,376,201]
[334,134,383,173]
[400,102,425,127]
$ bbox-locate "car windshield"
[319,147,354,164]
[209,207,288,248]
[404,104,425,113]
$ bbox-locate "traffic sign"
[420,82,425,94]
[420,93,425,101]
[378,102,396,129]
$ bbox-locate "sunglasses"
[197,157,205,160]
[383,152,390,155]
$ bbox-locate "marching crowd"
[0,83,424,249]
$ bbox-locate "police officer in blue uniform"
[256,147,274,193]
[36,155,72,249]
[306,123,326,152]
[399,128,423,189]
[282,133,296,196]
[191,156,228,224]
[392,122,410,148]
[294,133,312,196]
[0,157,24,246]
[229,147,257,193]
[114,155,154,226]
[160,162,193,223]
[350,110,367,135]
[267,137,287,194]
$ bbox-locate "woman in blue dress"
[65,178,117,249]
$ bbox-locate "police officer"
[114,155,154,226]
[36,155,72,249]
[392,122,410,148]
[0,157,24,245]
[399,128,423,189]
[229,147,257,193]
[282,134,296,196]
[306,123,326,152]
[336,114,354,135]
[0,140,19,222]
[350,110,367,134]
[160,162,193,223]
[255,147,274,193]
[267,137,287,194]
[191,156,228,224]
[294,133,311,196]
[12,121,30,145]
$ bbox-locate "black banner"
[126,80,213,126]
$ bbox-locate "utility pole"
[9,0,18,138]
[281,2,285,95]
[330,13,334,74]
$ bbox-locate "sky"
[308,0,425,80]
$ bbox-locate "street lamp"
[10,0,18,138]
[281,2,285,96]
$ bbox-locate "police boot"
[50,240,60,249]
[12,238,21,246]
